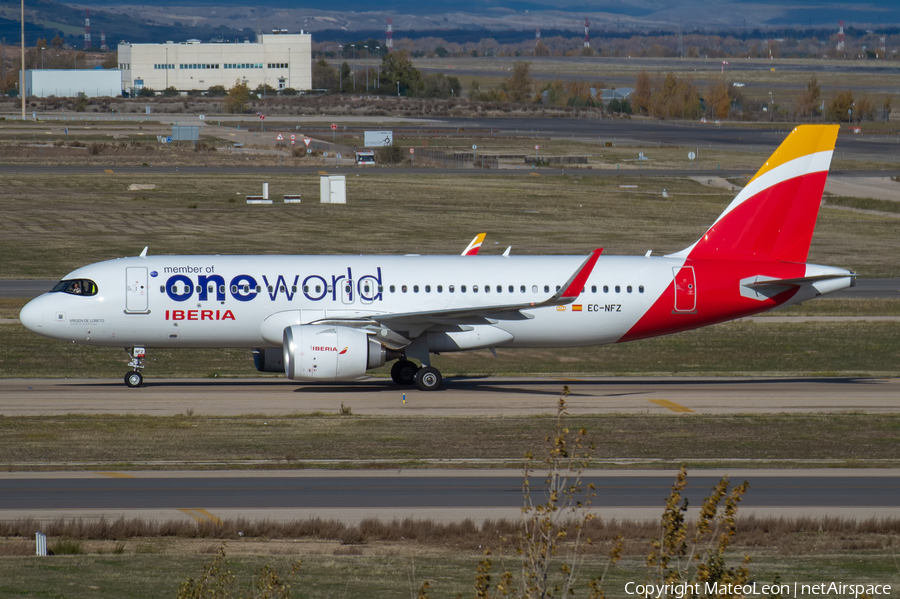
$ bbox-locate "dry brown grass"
[2,515,898,557]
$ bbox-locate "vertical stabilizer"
[671,125,839,262]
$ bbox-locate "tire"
[391,360,418,385]
[125,371,143,388]
[414,366,442,391]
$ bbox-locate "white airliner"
[20,125,854,390]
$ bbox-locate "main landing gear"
[124,346,146,388]
[390,359,443,391]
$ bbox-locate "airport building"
[24,69,122,98]
[117,32,312,95]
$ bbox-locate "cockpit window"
[51,279,98,296]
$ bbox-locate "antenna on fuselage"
[139,247,149,258]
[503,247,512,257]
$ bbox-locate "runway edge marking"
[95,471,136,479]
[648,399,695,413]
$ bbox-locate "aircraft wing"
[314,249,603,334]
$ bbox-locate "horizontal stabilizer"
[744,273,856,288]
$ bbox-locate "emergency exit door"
[125,267,149,313]
[672,266,697,313]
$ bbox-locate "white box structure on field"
[320,175,346,204]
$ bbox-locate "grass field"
[0,411,898,469]
[1,171,895,279]
[2,317,899,379]
[0,539,897,599]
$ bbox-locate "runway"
[1,376,897,416]
[1,470,897,523]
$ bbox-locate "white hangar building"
[117,32,312,95]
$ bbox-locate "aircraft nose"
[19,298,43,333]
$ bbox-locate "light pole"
[352,68,355,92]
[350,44,355,60]
[363,45,369,91]
[375,46,380,88]
[20,0,24,120]
[40,46,45,69]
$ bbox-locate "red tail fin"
[673,125,839,262]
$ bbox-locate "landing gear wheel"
[125,371,143,388]
[391,360,419,386]
[414,366,442,391]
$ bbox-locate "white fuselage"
[21,254,683,350]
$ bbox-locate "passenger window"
[509,285,514,293]
[160,285,165,293]
[591,285,597,293]
[497,285,502,293]
[414,285,419,293]
[449,285,455,293]
[556,286,561,291]
[627,285,633,293]
[280,285,286,293]
[315,285,321,293]
[639,285,644,293]
[484,285,490,293]
[603,285,609,293]
[437,285,442,293]
[532,285,538,293]
[461,285,467,293]
[291,285,297,293]
[267,286,274,292]
[425,285,431,293]
[378,286,383,293]
[303,285,309,293]
[402,285,408,293]
[615,285,621,293]
[520,285,526,293]
[255,285,262,293]
[389,285,395,293]
[183,285,191,294]
[231,285,238,293]
[544,285,549,293]
[473,285,479,293]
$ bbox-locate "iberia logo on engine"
[310,346,351,354]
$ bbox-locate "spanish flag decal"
[572,305,583,312]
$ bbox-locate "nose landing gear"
[124,346,146,388]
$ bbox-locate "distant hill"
[0,0,252,47]
[1,0,897,50]
[68,0,900,28]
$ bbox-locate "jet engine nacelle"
[283,324,386,381]
[252,348,284,373]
